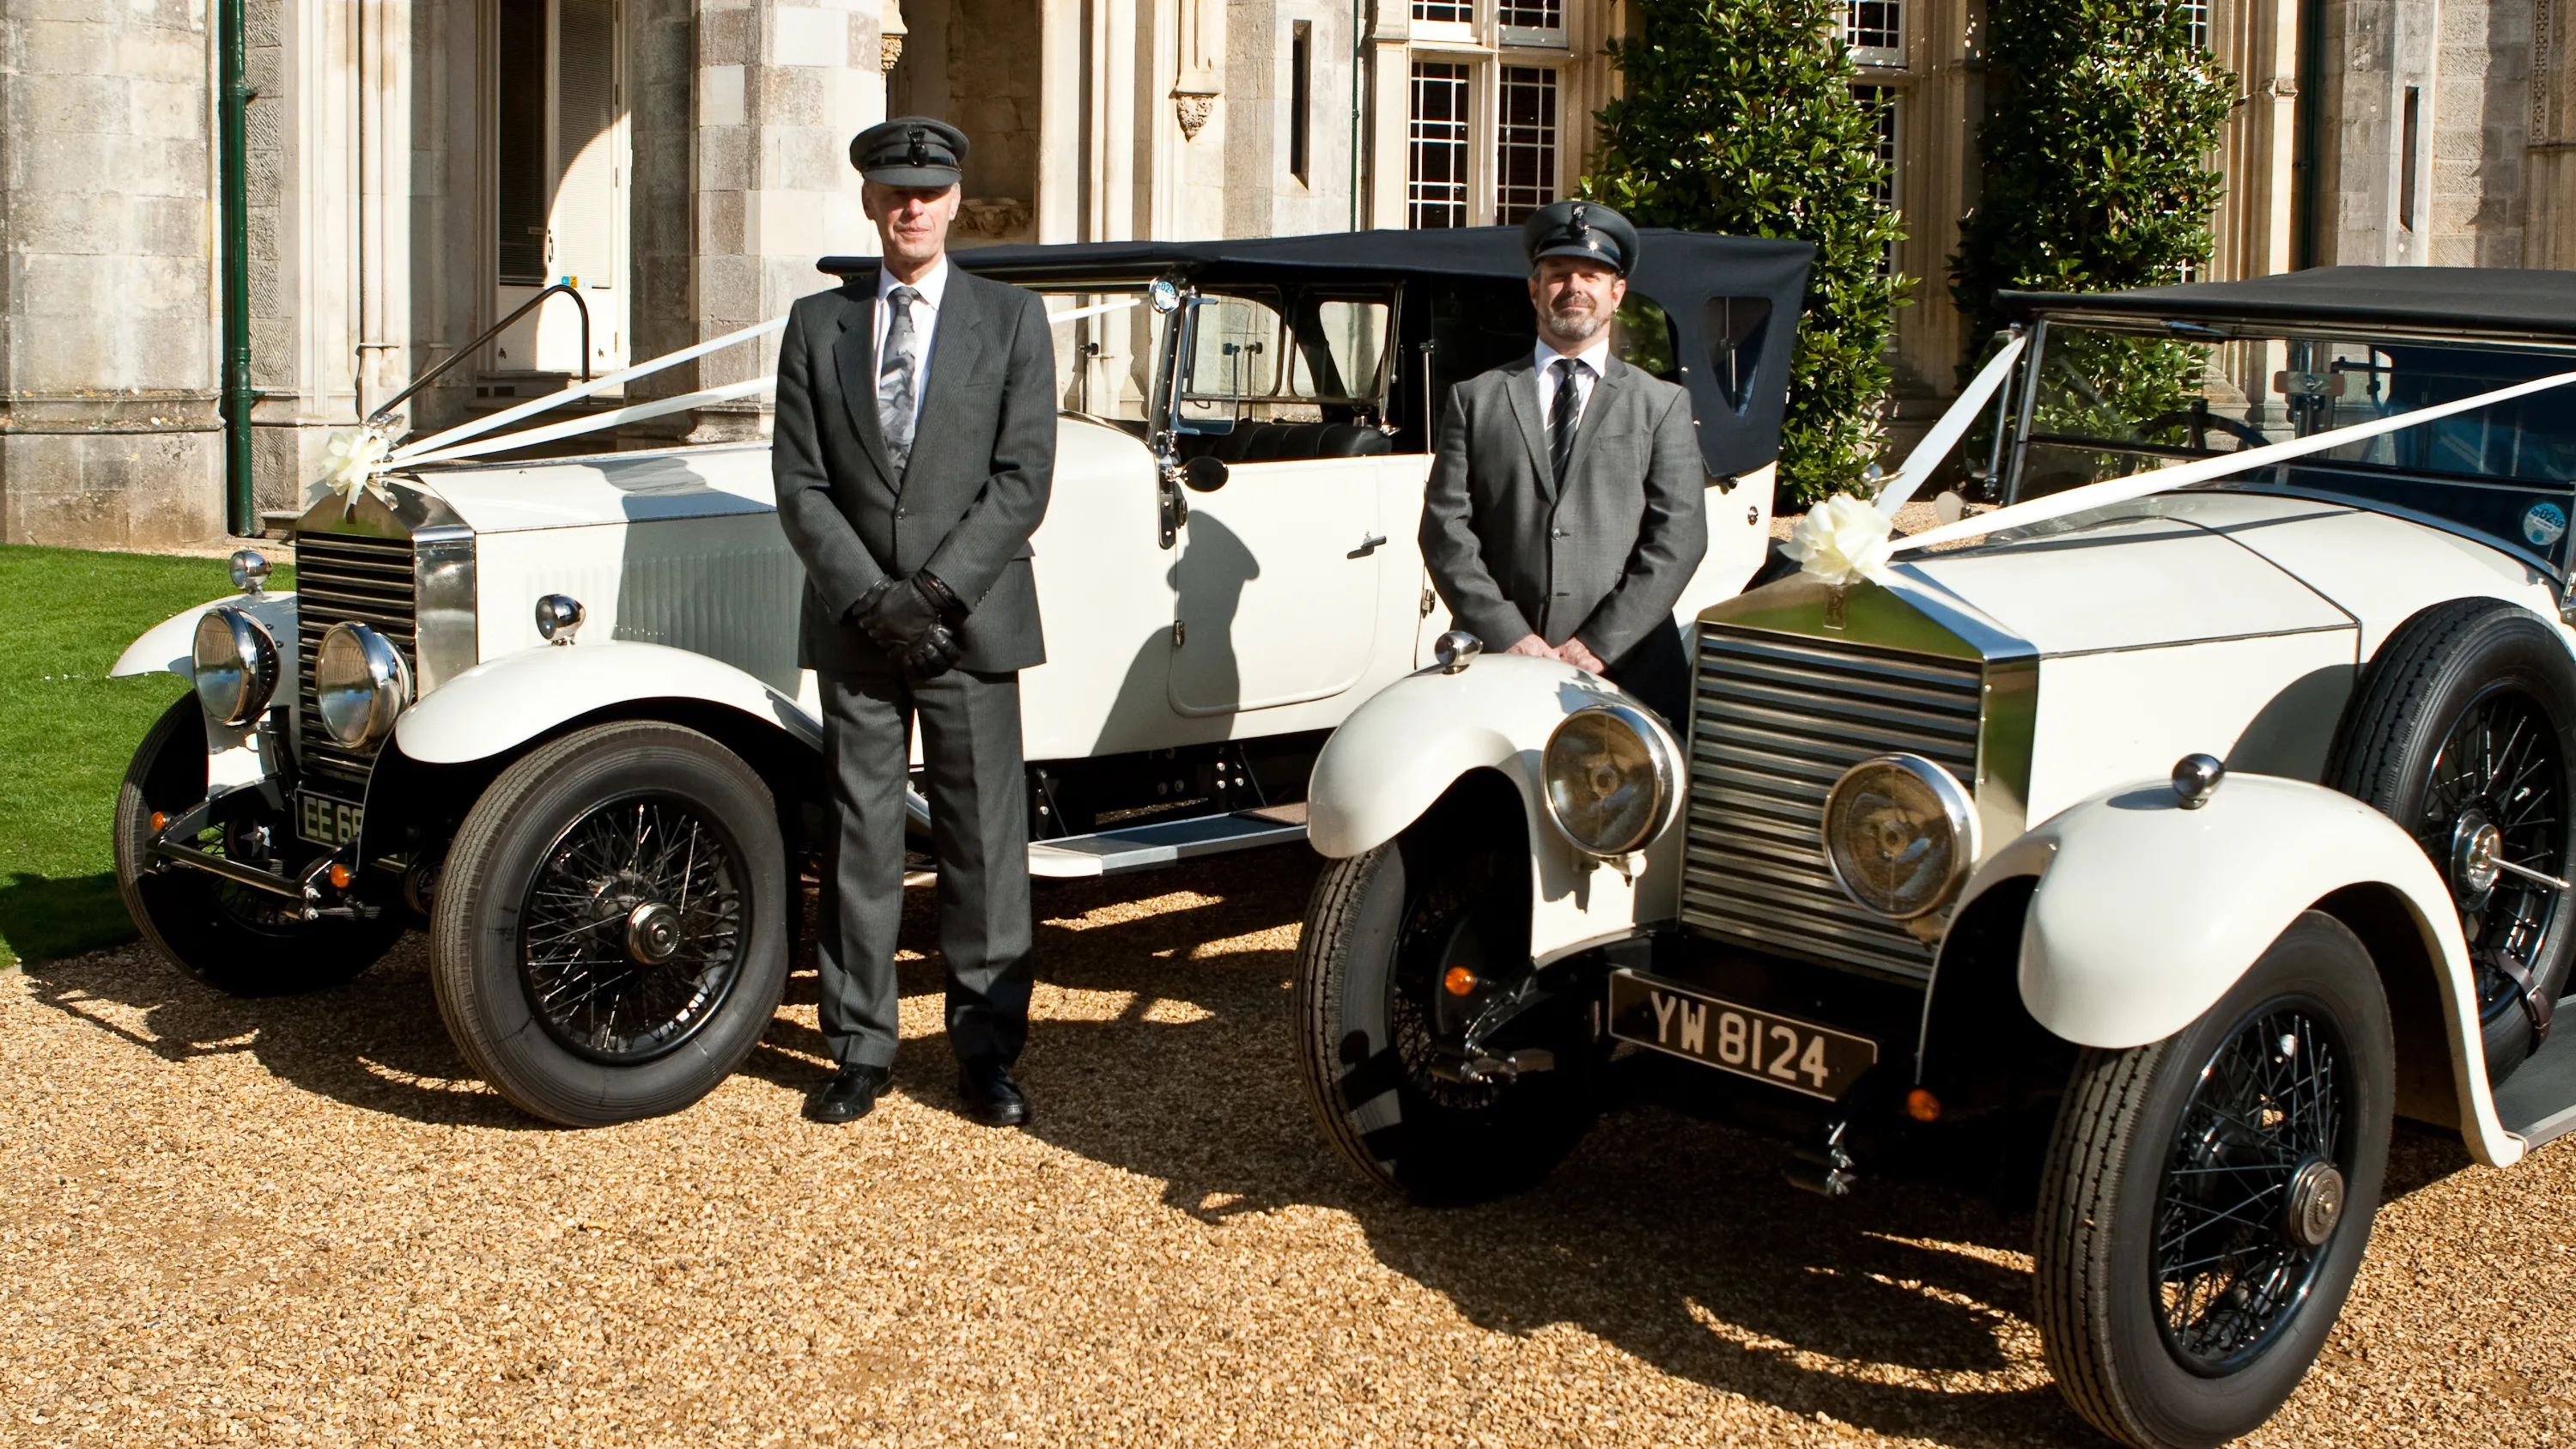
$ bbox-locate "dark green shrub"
[1584,0,1908,503]
[1950,0,2235,350]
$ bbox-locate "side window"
[1611,295,1676,381]
[1290,297,1392,401]
[1704,296,1775,412]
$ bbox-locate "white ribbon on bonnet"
[1785,359,2576,585]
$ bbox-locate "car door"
[1166,292,1399,715]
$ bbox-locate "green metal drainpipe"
[1349,0,1364,230]
[2290,0,2324,270]
[219,0,256,535]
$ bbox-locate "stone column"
[689,0,884,441]
[0,0,225,547]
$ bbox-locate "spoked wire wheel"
[2037,911,2391,1449]
[2330,598,2576,1079]
[2153,1002,2350,1375]
[519,794,748,1062]
[2406,684,2567,1026]
[431,721,789,1126]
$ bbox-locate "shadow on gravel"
[769,846,2099,1447]
[16,936,542,1129]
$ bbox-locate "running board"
[1024,804,1308,878]
[2494,1009,2576,1150]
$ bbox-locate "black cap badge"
[906,126,928,167]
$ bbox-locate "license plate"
[1607,971,1879,1101]
[297,792,364,849]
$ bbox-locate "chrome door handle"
[1348,533,1388,558]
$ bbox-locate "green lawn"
[0,545,293,966]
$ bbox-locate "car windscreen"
[1042,289,1171,435]
[1175,289,1392,431]
[2012,323,2576,569]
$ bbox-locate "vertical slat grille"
[1683,624,1984,980]
[294,531,417,797]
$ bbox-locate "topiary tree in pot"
[1583,0,1909,505]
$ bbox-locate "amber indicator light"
[1441,965,1478,996]
[1905,1087,1942,1123]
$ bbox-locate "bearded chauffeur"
[1418,201,1707,724]
[774,118,1056,1128]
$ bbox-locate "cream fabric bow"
[1781,492,1899,588]
[312,424,396,507]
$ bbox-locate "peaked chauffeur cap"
[1521,200,1639,275]
[850,117,969,187]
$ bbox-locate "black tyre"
[112,693,404,994]
[429,721,790,1126]
[1293,786,1599,1203]
[2036,910,2392,1449]
[2329,597,2576,1079]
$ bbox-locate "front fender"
[112,593,301,679]
[392,640,821,765]
[1965,773,2518,1166]
[1307,652,1687,963]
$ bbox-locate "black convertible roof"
[2000,266,2576,344]
[819,228,1817,479]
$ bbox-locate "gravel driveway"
[4,849,2571,1447]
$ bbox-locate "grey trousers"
[816,667,1034,1069]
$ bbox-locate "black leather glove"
[860,572,966,679]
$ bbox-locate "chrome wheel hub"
[2282,1157,2346,1249]
[2452,812,2503,897]
[625,900,683,965]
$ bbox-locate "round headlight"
[1541,703,1680,857]
[191,606,280,727]
[313,622,413,748]
[1821,753,1979,919]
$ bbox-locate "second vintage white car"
[106,228,1813,1128]
[1296,266,2576,1448]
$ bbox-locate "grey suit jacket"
[772,266,1056,675]
[1419,353,1707,664]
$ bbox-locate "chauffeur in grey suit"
[773,118,1056,1128]
[1419,201,1706,722]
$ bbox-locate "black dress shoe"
[957,1057,1030,1127]
[805,1062,891,1123]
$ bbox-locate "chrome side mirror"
[1179,455,1229,493]
[228,549,270,597]
[1433,630,1480,674]
[535,594,586,645]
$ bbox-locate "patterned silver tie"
[878,285,921,474]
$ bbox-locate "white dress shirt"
[1532,334,1613,431]
[873,256,951,440]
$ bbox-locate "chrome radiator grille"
[294,531,417,797]
[1682,624,1984,980]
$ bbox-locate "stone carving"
[1174,92,1218,142]
[882,34,904,73]
[958,198,1032,237]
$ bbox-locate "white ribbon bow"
[1782,492,1899,588]
[312,423,396,507]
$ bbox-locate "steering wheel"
[2134,409,2269,452]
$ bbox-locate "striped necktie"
[1550,356,1583,486]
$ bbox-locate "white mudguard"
[1963,772,2522,1166]
[392,640,821,764]
[112,594,301,681]
[1307,651,1688,965]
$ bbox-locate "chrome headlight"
[1821,753,1978,919]
[1541,703,1681,856]
[314,622,413,747]
[191,606,280,727]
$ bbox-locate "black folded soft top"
[2001,266,2576,345]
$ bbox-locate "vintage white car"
[106,229,1812,1129]
[1295,267,2576,1448]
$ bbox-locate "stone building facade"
[1,0,2570,549]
